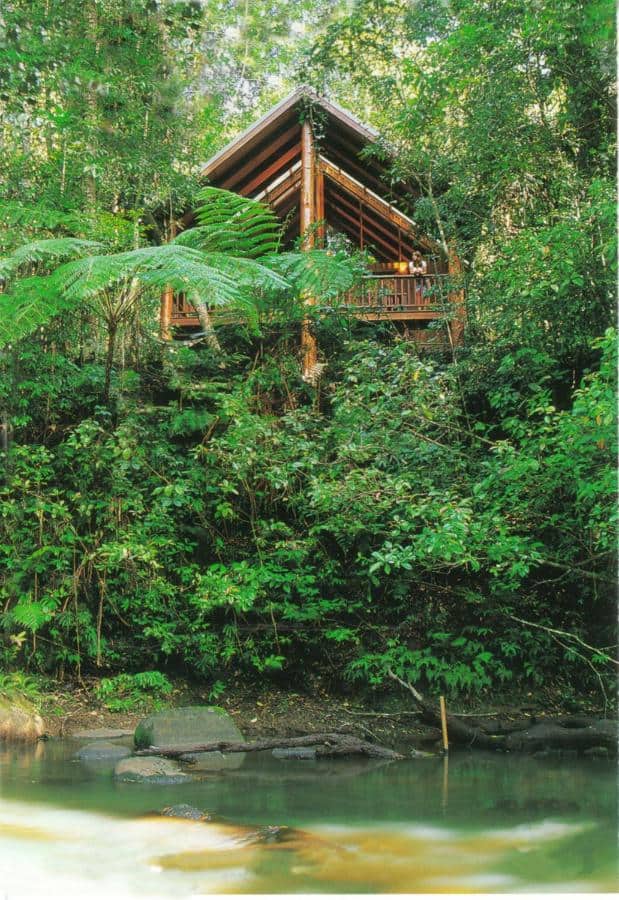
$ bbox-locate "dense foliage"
[0,0,615,704]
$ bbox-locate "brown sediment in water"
[0,821,57,841]
[152,821,594,894]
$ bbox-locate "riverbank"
[35,674,610,751]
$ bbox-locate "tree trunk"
[190,294,221,352]
[134,732,403,760]
[103,319,118,406]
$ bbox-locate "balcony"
[334,273,450,321]
[167,274,456,329]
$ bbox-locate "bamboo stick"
[439,695,449,754]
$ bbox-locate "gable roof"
[197,87,443,261]
[201,86,401,203]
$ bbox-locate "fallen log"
[387,669,617,755]
[134,732,403,761]
[503,720,617,753]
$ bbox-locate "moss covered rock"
[134,706,243,751]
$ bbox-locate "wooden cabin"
[160,87,464,369]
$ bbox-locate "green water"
[0,740,617,895]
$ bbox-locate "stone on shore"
[134,706,244,751]
[161,804,212,821]
[0,698,45,743]
[114,756,192,784]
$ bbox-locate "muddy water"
[0,741,616,896]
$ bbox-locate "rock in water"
[0,698,44,743]
[134,706,244,751]
[75,741,132,761]
[76,741,132,775]
[161,804,212,821]
[114,756,192,784]
[70,728,134,740]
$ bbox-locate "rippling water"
[0,741,616,895]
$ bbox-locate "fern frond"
[186,187,282,258]
[0,238,103,281]
[265,250,361,299]
[0,276,74,347]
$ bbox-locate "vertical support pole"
[447,244,465,347]
[300,120,318,381]
[160,287,173,340]
[315,163,325,246]
[439,695,449,754]
[160,218,177,341]
[359,199,364,250]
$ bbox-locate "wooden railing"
[169,274,452,326]
[171,292,199,322]
[337,274,449,316]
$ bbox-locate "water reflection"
[0,740,616,895]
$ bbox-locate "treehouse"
[160,87,464,371]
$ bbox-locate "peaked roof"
[201,86,403,204]
[197,88,442,261]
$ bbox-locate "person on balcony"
[408,251,427,276]
[409,251,427,306]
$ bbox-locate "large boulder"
[114,756,192,784]
[0,698,44,743]
[134,706,244,751]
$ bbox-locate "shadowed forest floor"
[40,675,608,752]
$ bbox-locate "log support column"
[447,245,465,347]
[160,287,174,340]
[300,120,319,382]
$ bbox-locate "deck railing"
[169,274,452,325]
[337,273,449,314]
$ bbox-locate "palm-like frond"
[178,187,282,257]
[0,200,86,234]
[265,250,363,300]
[0,276,71,346]
[0,238,103,281]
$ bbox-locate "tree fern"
[0,188,364,349]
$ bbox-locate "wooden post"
[439,695,449,754]
[300,120,318,381]
[160,287,173,340]
[441,754,449,812]
[315,163,325,246]
[447,244,465,346]
[160,217,177,341]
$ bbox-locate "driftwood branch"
[134,732,403,760]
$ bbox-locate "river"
[0,740,616,896]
